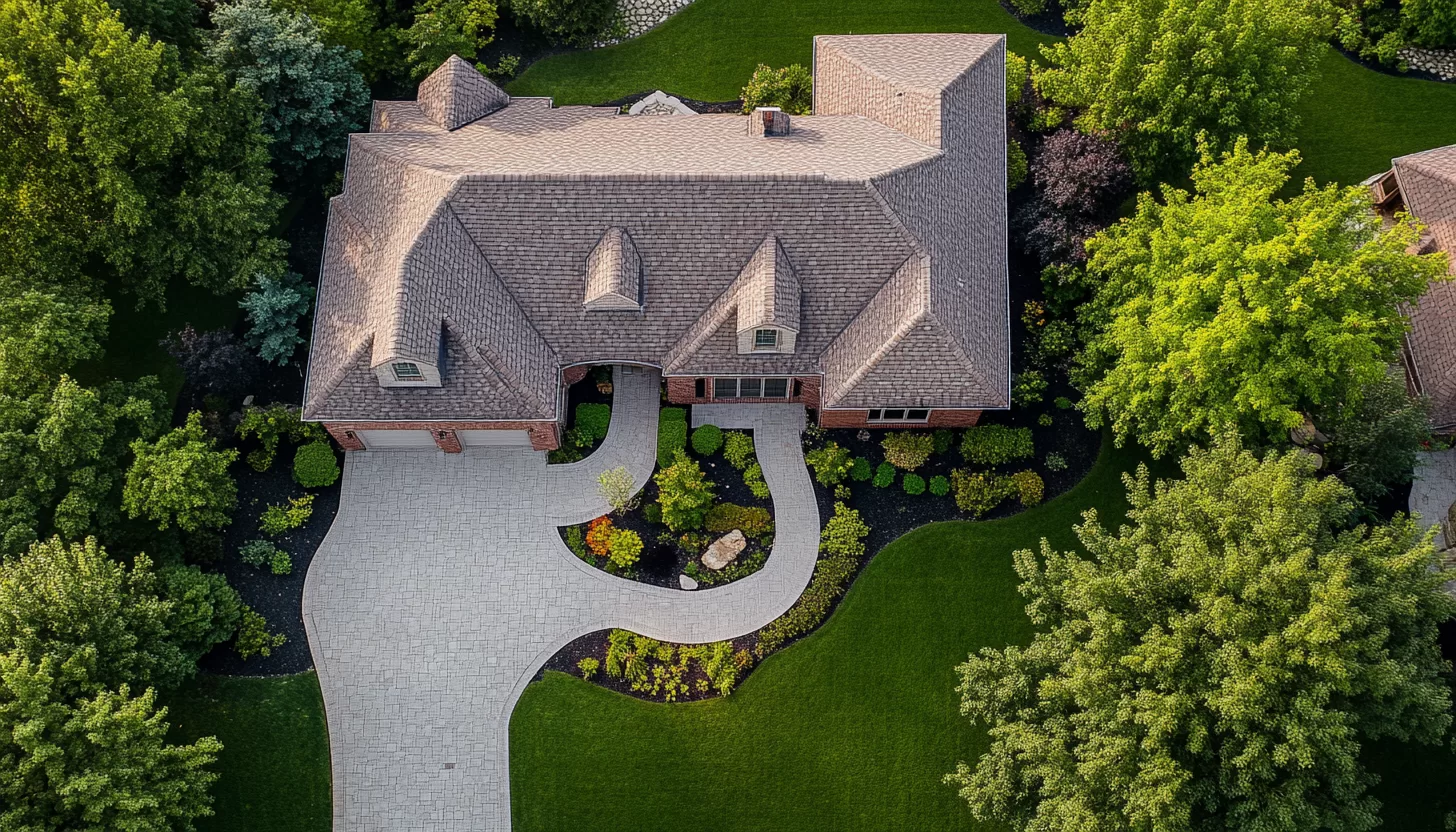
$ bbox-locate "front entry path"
[303,367,820,831]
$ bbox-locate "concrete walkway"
[302,367,820,831]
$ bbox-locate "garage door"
[355,430,436,450]
[458,429,533,447]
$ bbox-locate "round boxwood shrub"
[293,441,340,488]
[872,461,896,488]
[929,475,951,496]
[691,424,724,456]
[903,473,926,495]
[849,456,873,482]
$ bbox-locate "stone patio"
[303,366,820,831]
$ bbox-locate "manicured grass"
[165,671,332,832]
[510,436,1456,829]
[509,0,1456,190]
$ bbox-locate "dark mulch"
[998,0,1073,38]
[199,452,341,677]
[533,630,757,701]
[599,90,745,114]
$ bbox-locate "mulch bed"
[199,450,341,677]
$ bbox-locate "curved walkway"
[302,366,820,831]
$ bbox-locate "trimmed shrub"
[564,525,588,558]
[932,429,956,455]
[1054,396,1074,410]
[744,463,770,499]
[691,424,724,456]
[657,407,688,468]
[607,528,643,569]
[1045,452,1068,471]
[578,657,600,680]
[269,549,293,575]
[755,503,868,656]
[929,475,951,496]
[260,494,314,535]
[961,425,1035,465]
[235,606,286,659]
[1010,470,1045,506]
[239,539,276,569]
[881,431,935,470]
[872,462,896,488]
[723,431,755,469]
[705,503,773,538]
[293,441,340,487]
[903,473,926,495]
[950,469,1010,517]
[849,456,873,482]
[575,402,611,442]
[655,450,715,532]
[805,442,853,486]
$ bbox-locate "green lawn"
[508,0,1456,189]
[165,672,332,832]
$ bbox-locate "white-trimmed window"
[867,408,930,423]
[753,329,779,351]
[712,377,793,399]
[392,362,424,381]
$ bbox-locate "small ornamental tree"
[1076,142,1447,456]
[163,326,262,402]
[741,64,812,115]
[1015,128,1133,266]
[124,412,240,533]
[949,435,1456,832]
[596,466,638,514]
[240,271,315,365]
[1036,0,1332,178]
[654,450,715,532]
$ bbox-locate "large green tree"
[0,653,221,832]
[0,0,284,303]
[949,436,1455,832]
[1076,142,1446,456]
[1036,0,1332,178]
[124,412,239,533]
[207,0,370,173]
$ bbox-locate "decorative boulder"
[679,573,699,590]
[701,529,747,571]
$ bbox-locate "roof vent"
[749,107,791,137]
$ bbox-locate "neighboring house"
[1373,145,1456,430]
[302,34,1010,452]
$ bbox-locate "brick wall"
[324,420,560,452]
[818,408,981,429]
[665,375,820,407]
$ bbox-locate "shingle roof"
[303,34,1010,422]
[415,55,509,130]
[583,227,643,310]
[1394,145,1456,427]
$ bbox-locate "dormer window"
[392,362,424,381]
[753,329,779,351]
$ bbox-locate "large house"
[302,34,1010,452]
[1373,145,1456,430]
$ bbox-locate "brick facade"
[817,408,981,429]
[665,375,820,408]
[324,420,560,452]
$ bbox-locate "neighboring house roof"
[1393,145,1456,427]
[304,34,1010,422]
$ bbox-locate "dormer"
[735,237,800,354]
[372,321,446,388]
[583,227,643,311]
[417,55,509,131]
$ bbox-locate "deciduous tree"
[949,436,1455,832]
[124,412,239,533]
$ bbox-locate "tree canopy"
[1036,0,1332,178]
[949,436,1455,832]
[124,412,239,533]
[1076,141,1446,456]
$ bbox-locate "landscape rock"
[1400,47,1456,81]
[701,529,746,571]
[679,573,699,590]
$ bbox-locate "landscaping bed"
[548,366,614,463]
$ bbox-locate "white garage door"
[355,430,436,450]
[458,429,533,447]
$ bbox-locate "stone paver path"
[303,366,819,831]
[1411,449,1456,548]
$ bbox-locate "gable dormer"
[417,55,509,131]
[583,227,643,311]
[735,236,800,354]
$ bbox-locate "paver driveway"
[303,367,821,831]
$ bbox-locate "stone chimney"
[748,107,791,137]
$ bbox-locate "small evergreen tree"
[240,271,315,365]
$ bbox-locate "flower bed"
[548,366,615,463]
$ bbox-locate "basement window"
[712,377,793,399]
[867,408,929,423]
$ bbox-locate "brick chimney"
[748,107,791,137]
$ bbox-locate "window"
[740,378,762,398]
[392,362,424,381]
[714,378,738,399]
[694,378,707,398]
[711,377,792,399]
[867,408,929,423]
[753,329,779,350]
[763,378,788,398]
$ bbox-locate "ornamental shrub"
[1008,139,1028,190]
[881,431,935,470]
[607,528,643,569]
[873,462,896,488]
[585,516,614,557]
[755,502,868,656]
[657,408,688,468]
[929,475,951,496]
[239,539,277,569]
[805,442,853,486]
[961,425,1035,465]
[596,466,637,513]
[564,525,588,558]
[933,429,956,455]
[691,424,724,456]
[235,606,286,659]
[903,473,926,495]
[575,402,611,443]
[578,657,599,680]
[655,450,715,532]
[237,403,326,471]
[1054,396,1074,410]
[705,503,772,538]
[643,503,662,525]
[741,63,812,115]
[951,469,1011,517]
[722,431,755,469]
[163,325,262,402]
[1045,452,1069,471]
[260,495,314,535]
[1038,413,1054,427]
[743,463,770,499]
[1013,369,1048,406]
[1010,470,1045,506]
[293,441,340,487]
[849,456,873,482]
[270,549,293,575]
